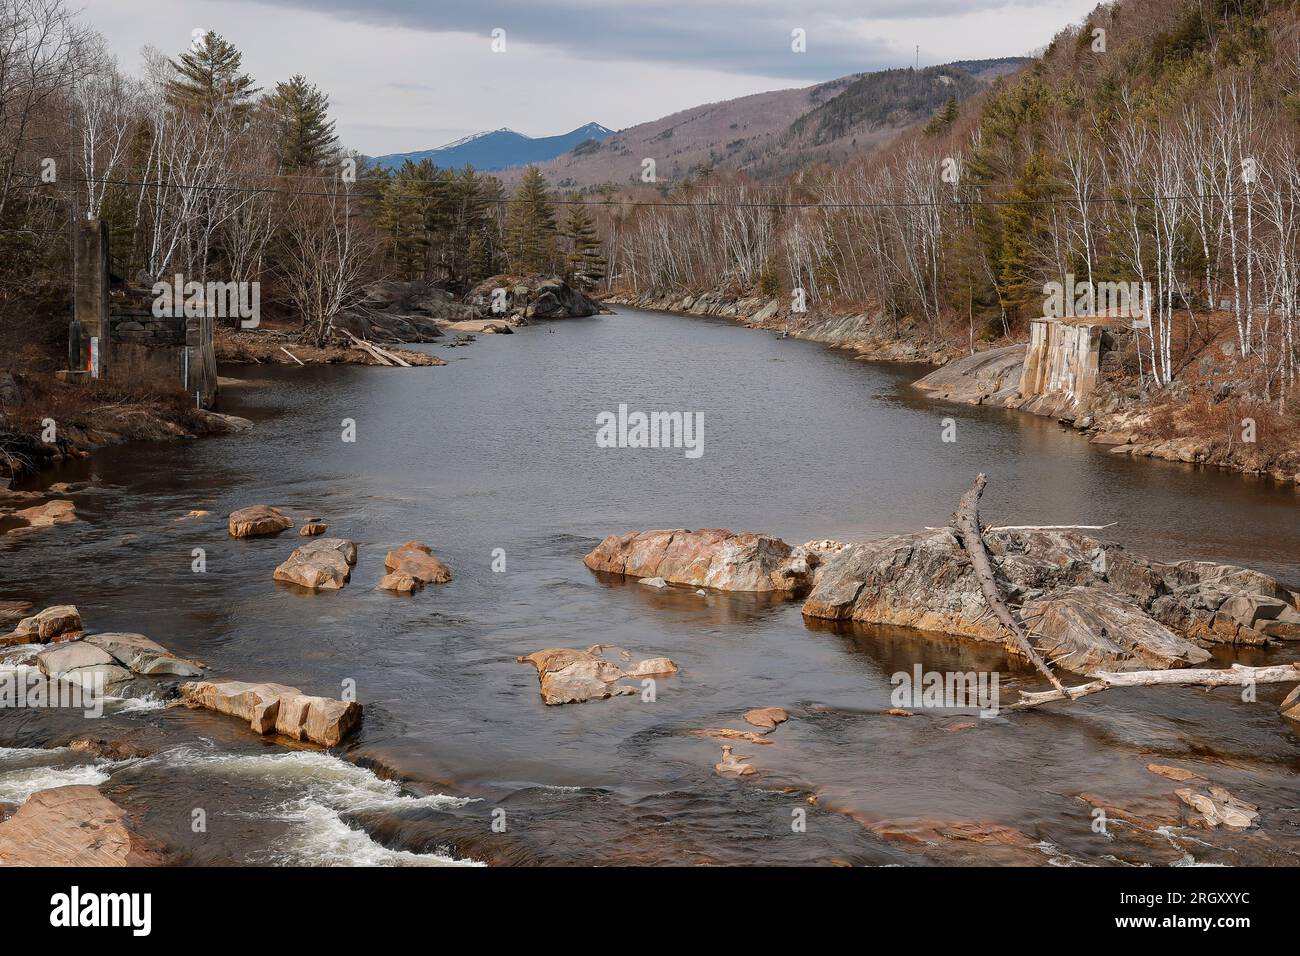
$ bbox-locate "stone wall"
[107,310,217,408]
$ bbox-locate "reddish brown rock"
[0,786,162,866]
[299,520,328,536]
[584,528,813,592]
[0,604,81,647]
[228,504,293,538]
[516,646,677,705]
[379,541,451,592]
[273,538,357,590]
[7,499,77,534]
[179,679,361,746]
[743,707,790,730]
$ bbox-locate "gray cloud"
[249,0,1041,79]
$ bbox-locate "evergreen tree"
[504,166,558,274]
[266,75,338,169]
[165,31,259,114]
[561,203,606,288]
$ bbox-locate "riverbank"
[604,289,1300,485]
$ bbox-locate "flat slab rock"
[0,785,162,866]
[517,647,678,705]
[273,537,357,590]
[584,528,813,592]
[801,528,1295,673]
[180,679,361,746]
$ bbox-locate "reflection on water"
[1,307,1298,865]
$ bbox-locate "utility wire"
[9,170,1225,210]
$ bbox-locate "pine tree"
[165,31,259,114]
[561,203,606,288]
[266,75,338,169]
[504,166,558,274]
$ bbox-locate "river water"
[2,307,1298,866]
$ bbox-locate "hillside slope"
[521,58,1024,189]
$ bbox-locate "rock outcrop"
[466,276,605,321]
[0,786,162,866]
[180,679,361,746]
[584,528,814,593]
[82,632,203,677]
[273,537,357,590]
[802,528,1297,672]
[376,541,450,593]
[517,646,678,705]
[228,504,293,538]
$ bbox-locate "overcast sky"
[84,0,1100,155]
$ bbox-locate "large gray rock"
[36,642,131,688]
[83,632,203,677]
[801,528,1279,673]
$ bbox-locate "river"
[2,306,1298,866]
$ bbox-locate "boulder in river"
[517,646,677,705]
[584,528,814,593]
[743,707,789,730]
[800,527,1295,673]
[273,537,357,590]
[0,604,81,646]
[377,541,450,593]
[83,632,203,677]
[6,499,77,534]
[180,679,361,746]
[0,785,162,866]
[1282,685,1300,722]
[36,642,132,689]
[228,504,293,538]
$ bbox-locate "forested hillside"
[603,0,1299,405]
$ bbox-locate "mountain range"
[373,57,1026,186]
[374,122,615,172]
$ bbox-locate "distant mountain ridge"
[374,122,615,171]
[511,57,1029,188]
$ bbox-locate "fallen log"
[280,346,305,366]
[951,474,1069,695]
[1010,663,1300,709]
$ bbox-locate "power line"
[10,169,1224,211]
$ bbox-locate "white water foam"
[148,745,483,866]
[0,761,110,804]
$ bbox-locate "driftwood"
[949,474,1300,711]
[952,473,1069,695]
[1010,663,1300,709]
[340,329,411,367]
[280,346,305,366]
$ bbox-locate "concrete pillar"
[74,219,110,378]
